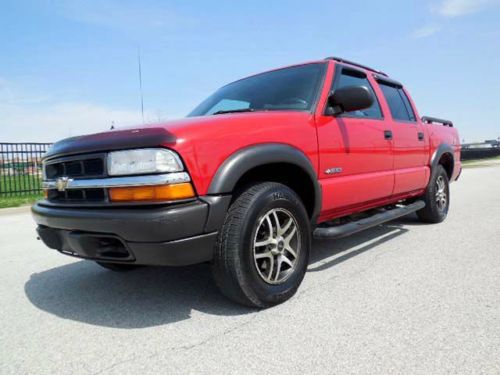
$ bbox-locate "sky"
[1,0,499,143]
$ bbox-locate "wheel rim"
[253,208,301,284]
[435,175,448,211]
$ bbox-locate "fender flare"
[430,143,455,177]
[207,143,322,223]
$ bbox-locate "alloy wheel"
[253,208,301,284]
[435,175,448,211]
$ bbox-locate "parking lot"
[1,164,499,374]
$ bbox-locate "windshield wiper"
[212,108,256,115]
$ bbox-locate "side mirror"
[327,85,374,115]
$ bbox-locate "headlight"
[107,148,184,176]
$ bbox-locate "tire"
[95,262,141,272]
[417,164,450,223]
[212,182,311,308]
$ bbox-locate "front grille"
[48,188,107,203]
[44,153,107,204]
[45,156,105,179]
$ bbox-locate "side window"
[379,83,416,122]
[334,69,383,119]
[399,89,416,121]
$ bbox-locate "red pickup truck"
[33,57,461,307]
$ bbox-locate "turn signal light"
[109,183,195,202]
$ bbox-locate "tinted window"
[399,89,416,121]
[335,70,382,119]
[379,83,416,122]
[188,63,326,117]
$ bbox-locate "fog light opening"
[96,237,130,259]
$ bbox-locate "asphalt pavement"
[1,164,499,374]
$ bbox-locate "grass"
[0,175,43,208]
[0,194,42,209]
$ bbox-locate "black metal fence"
[461,147,500,161]
[0,143,52,197]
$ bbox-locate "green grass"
[0,194,42,209]
[0,175,43,208]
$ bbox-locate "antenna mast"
[137,47,145,123]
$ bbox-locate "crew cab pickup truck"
[33,57,461,307]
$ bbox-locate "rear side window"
[334,69,383,119]
[379,83,416,122]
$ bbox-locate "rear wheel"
[95,262,141,272]
[417,164,450,223]
[212,182,311,308]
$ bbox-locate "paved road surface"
[1,165,499,374]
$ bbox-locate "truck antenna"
[137,46,145,123]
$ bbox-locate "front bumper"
[32,196,231,266]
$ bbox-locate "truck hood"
[44,112,310,160]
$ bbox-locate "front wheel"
[417,164,450,223]
[212,182,311,308]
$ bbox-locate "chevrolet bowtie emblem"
[56,177,73,192]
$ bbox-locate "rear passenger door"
[376,78,428,195]
[316,65,394,217]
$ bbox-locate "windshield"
[188,63,326,117]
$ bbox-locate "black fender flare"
[207,143,322,224]
[430,143,455,177]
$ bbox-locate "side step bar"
[313,201,425,240]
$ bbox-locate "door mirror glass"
[328,85,374,115]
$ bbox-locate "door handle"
[418,132,424,141]
[384,130,393,140]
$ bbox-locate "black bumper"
[32,196,231,266]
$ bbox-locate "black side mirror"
[327,85,374,115]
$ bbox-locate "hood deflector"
[43,127,177,160]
